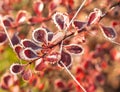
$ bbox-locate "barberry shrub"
[0,0,120,92]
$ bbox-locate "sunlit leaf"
[1,74,12,89]
[44,52,61,64]
[21,69,32,81]
[35,58,47,71]
[3,15,14,27]
[64,44,84,55]
[72,20,86,32]
[0,32,7,45]
[58,50,72,68]
[52,12,69,30]
[32,28,48,45]
[33,1,44,15]
[16,10,27,24]
[11,32,20,46]
[4,15,14,22]
[87,8,102,26]
[28,16,44,24]
[100,25,116,40]
[49,31,65,46]
[20,48,39,61]
[14,44,23,59]
[48,2,57,13]
[21,39,41,50]
[48,32,54,41]
[3,19,12,27]
[10,63,24,75]
[1,73,17,90]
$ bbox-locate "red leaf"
[10,63,24,75]
[33,1,44,15]
[28,16,44,24]
[3,15,13,27]
[0,32,7,45]
[55,79,65,89]
[44,52,61,64]
[48,32,53,41]
[16,10,27,24]
[21,39,41,50]
[11,32,20,46]
[20,48,39,61]
[32,28,48,45]
[29,75,39,86]
[3,19,12,27]
[21,69,32,81]
[64,44,84,55]
[72,20,87,32]
[87,8,102,26]
[35,58,47,71]
[52,12,69,30]
[100,25,116,40]
[48,2,57,13]
[49,31,65,46]
[1,73,17,90]
[14,44,23,59]
[1,74,12,89]
[58,50,72,68]
[83,61,93,69]
[4,15,14,22]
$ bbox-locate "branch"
[9,1,119,92]
[10,16,52,29]
[110,2,120,8]
[60,61,87,92]
[100,2,120,21]
[26,1,120,66]
[49,1,120,48]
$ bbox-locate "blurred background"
[0,0,120,92]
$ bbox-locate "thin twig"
[110,2,120,9]
[49,0,87,48]
[58,1,87,92]
[49,1,120,48]
[111,40,120,46]
[100,2,120,21]
[58,0,87,52]
[0,16,14,48]
[60,61,87,92]
[64,0,87,32]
